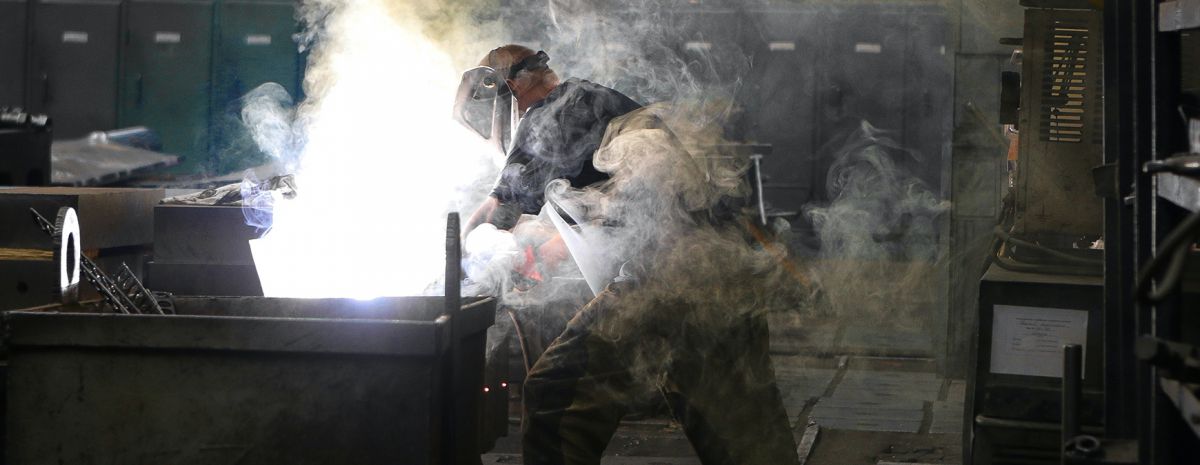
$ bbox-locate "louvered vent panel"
[1039,19,1090,144]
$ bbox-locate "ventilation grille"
[1040,19,1091,144]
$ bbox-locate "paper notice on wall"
[245,34,272,46]
[155,32,182,44]
[990,305,1088,378]
[61,31,88,44]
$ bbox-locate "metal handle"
[41,73,50,104]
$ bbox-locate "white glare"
[250,0,495,299]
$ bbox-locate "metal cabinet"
[742,9,820,212]
[212,0,301,111]
[119,0,215,161]
[26,0,121,139]
[0,0,27,108]
[210,0,301,169]
[813,6,910,198]
[903,7,953,194]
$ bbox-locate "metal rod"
[445,212,461,315]
[1063,343,1083,460]
[975,414,1103,434]
[751,154,767,226]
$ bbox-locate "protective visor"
[452,51,551,154]
[453,66,516,154]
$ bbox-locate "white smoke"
[802,121,950,320]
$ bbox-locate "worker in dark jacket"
[455,44,799,465]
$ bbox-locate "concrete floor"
[482,315,964,465]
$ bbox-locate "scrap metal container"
[4,295,495,465]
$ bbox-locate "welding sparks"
[246,0,497,299]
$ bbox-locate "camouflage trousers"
[521,281,800,465]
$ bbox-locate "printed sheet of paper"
[990,305,1088,378]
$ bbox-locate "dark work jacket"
[491,78,642,214]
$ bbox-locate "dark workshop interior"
[1,0,1199,464]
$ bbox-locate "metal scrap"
[30,207,138,314]
[114,263,168,315]
[160,174,296,206]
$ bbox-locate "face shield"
[453,51,551,155]
[453,66,518,155]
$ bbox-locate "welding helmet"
[453,66,517,154]
[453,50,551,154]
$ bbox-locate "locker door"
[121,0,214,164]
[903,7,953,193]
[743,8,819,212]
[814,5,909,199]
[670,8,746,91]
[211,0,301,167]
[0,0,27,107]
[28,0,121,139]
[213,0,299,100]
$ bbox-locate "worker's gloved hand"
[534,234,570,270]
[512,233,569,285]
[462,223,521,292]
[517,244,543,283]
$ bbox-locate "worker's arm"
[463,196,500,238]
[466,194,523,234]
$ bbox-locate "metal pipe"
[1062,343,1083,462]
[975,414,1103,434]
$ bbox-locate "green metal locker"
[0,0,27,108]
[210,0,302,173]
[119,0,215,166]
[743,8,820,213]
[27,0,122,139]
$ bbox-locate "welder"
[454,44,799,465]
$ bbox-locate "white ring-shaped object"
[54,207,81,299]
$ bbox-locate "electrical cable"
[988,226,1103,276]
[993,226,1104,266]
[1135,209,1200,303]
[982,190,1086,276]
[506,308,533,375]
[990,246,1103,276]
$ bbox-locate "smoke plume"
[802,121,950,323]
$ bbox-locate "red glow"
[483,386,490,393]
[500,382,508,388]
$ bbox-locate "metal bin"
[4,295,496,465]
